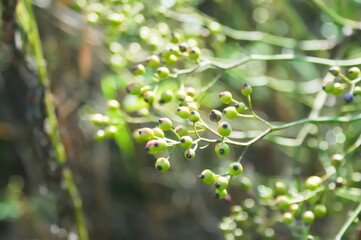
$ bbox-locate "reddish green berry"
[133,64,146,75]
[189,110,200,122]
[215,189,228,199]
[215,142,230,157]
[302,211,315,224]
[235,102,247,113]
[199,169,216,184]
[241,83,252,96]
[223,107,238,119]
[215,177,229,190]
[180,136,193,148]
[159,90,173,104]
[276,195,291,210]
[305,176,322,191]
[159,118,172,131]
[217,122,232,136]
[184,148,195,160]
[157,67,170,78]
[126,82,142,95]
[145,140,158,155]
[138,128,154,141]
[314,204,327,218]
[209,110,222,122]
[154,139,167,152]
[229,162,243,175]
[177,106,191,119]
[347,67,360,80]
[188,47,200,60]
[155,157,170,172]
[143,91,155,104]
[175,125,188,137]
[219,91,232,104]
[152,128,165,138]
[329,66,340,76]
[147,55,160,68]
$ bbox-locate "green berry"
[347,67,360,80]
[240,177,252,191]
[235,102,247,113]
[185,87,196,97]
[219,91,232,104]
[95,129,106,141]
[289,204,300,215]
[180,136,193,148]
[229,162,243,175]
[215,177,229,190]
[175,125,188,137]
[188,47,200,60]
[178,43,188,52]
[302,211,315,224]
[105,125,117,138]
[143,91,155,104]
[126,82,142,95]
[314,204,327,218]
[209,110,222,122]
[332,82,344,95]
[276,195,291,210]
[165,54,177,65]
[171,32,181,43]
[89,113,107,126]
[159,90,173,104]
[186,102,198,111]
[145,140,158,155]
[331,154,343,168]
[323,81,334,93]
[305,176,322,191]
[274,181,287,195]
[353,86,361,95]
[152,128,165,138]
[133,64,146,75]
[176,90,187,101]
[155,157,170,172]
[241,83,252,96]
[329,66,340,76]
[138,128,154,141]
[215,142,230,157]
[217,122,232,136]
[147,55,160,68]
[199,169,216,184]
[177,106,191,118]
[230,205,242,215]
[215,189,228,199]
[189,110,200,122]
[159,118,172,131]
[307,235,314,240]
[184,148,195,160]
[107,99,120,111]
[157,67,170,79]
[154,139,167,152]
[223,106,238,119]
[282,212,294,224]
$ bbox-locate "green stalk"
[335,202,361,240]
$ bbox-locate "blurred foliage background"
[0,0,361,239]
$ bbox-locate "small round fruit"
[95,129,106,141]
[314,204,327,218]
[126,82,142,95]
[133,64,145,75]
[215,189,228,199]
[329,66,340,76]
[157,67,170,78]
[219,91,232,104]
[235,102,247,113]
[165,54,177,65]
[241,83,252,96]
[180,136,193,148]
[147,55,160,68]
[175,125,188,137]
[209,110,222,122]
[215,177,228,190]
[217,122,232,136]
[189,110,200,122]
[331,154,343,168]
[322,81,334,93]
[215,142,230,157]
[274,181,287,195]
[89,113,105,126]
[155,157,170,172]
[159,118,172,131]
[188,47,200,60]
[107,99,120,111]
[302,211,315,224]
[344,93,354,103]
[276,195,291,210]
[176,90,187,101]
[159,90,173,104]
[143,91,155,104]
[229,162,243,175]
[154,139,167,151]
[354,86,361,95]
[145,140,158,155]
[332,83,344,95]
[186,102,198,111]
[289,204,300,215]
[184,148,195,160]
[240,177,252,191]
[347,67,360,80]
[152,128,165,138]
[282,212,294,224]
[177,106,190,118]
[199,169,216,184]
[223,107,238,119]
[171,32,180,43]
[138,128,154,141]
[178,43,188,52]
[305,176,322,191]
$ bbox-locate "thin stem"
[335,202,361,240]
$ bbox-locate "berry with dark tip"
[209,110,222,122]
[199,169,216,184]
[329,66,340,76]
[133,64,145,75]
[157,67,170,78]
[178,43,188,52]
[219,91,232,104]
[229,162,243,175]
[189,110,200,122]
[184,148,195,160]
[126,82,142,95]
[143,91,155,104]
[176,90,187,101]
[188,47,200,60]
[145,140,158,155]
[322,81,334,93]
[215,142,230,157]
[331,154,343,168]
[217,122,232,136]
[159,118,172,131]
[175,125,188,137]
[159,90,173,104]
[241,83,252,96]
[138,128,154,141]
[347,67,360,80]
[215,189,228,199]
[223,106,238,119]
[177,106,191,118]
[147,55,160,68]
[215,177,228,190]
[155,157,170,172]
[235,102,247,113]
[180,136,193,148]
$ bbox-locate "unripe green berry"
[307,235,314,240]
[89,113,106,126]
[152,128,165,138]
[335,176,346,188]
[185,87,196,97]
[175,125,188,137]
[347,67,360,80]
[329,66,340,76]
[235,102,247,113]
[105,125,117,138]
[143,91,155,104]
[209,110,222,122]
[95,129,106,141]
[157,67,170,79]
[241,83,252,96]
[332,82,344,95]
[229,162,243,175]
[178,43,188,52]
[180,136,193,148]
[217,122,232,136]
[188,47,200,60]
[176,90,187,101]
[145,140,158,155]
[159,90,173,104]
[165,54,177,65]
[155,157,170,172]
[305,176,322,191]
[289,204,300,215]
[126,82,142,95]
[107,99,120,111]
[154,138,167,152]
[215,177,229,190]
[184,148,195,160]
[323,81,334,93]
[199,169,216,184]
[331,154,343,168]
[240,177,252,191]
[147,55,160,68]
[223,107,238,119]
[219,91,232,104]
[138,128,154,141]
[215,189,228,199]
[159,118,172,131]
[189,110,200,122]
[353,86,361,96]
[314,204,327,218]
[133,64,146,75]
[282,212,294,224]
[215,142,230,157]
[274,181,287,195]
[140,85,152,95]
[177,106,191,118]
[133,129,143,142]
[186,102,198,111]
[276,195,291,210]
[302,211,315,224]
[171,32,180,43]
